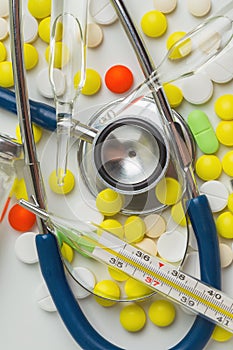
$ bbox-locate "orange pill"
[105,65,133,94]
[8,204,36,232]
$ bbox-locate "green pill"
[187,110,219,154]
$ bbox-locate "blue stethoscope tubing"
[36,195,221,350]
[0,91,221,349]
[0,87,57,132]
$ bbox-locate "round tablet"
[98,219,124,239]
[155,177,182,206]
[216,121,233,146]
[8,204,36,232]
[124,215,146,243]
[180,72,213,105]
[136,238,157,256]
[49,169,75,194]
[0,42,7,62]
[23,14,38,43]
[182,251,200,279]
[0,61,14,88]
[216,211,233,239]
[0,17,9,40]
[108,267,129,282]
[94,280,120,307]
[163,83,183,107]
[141,10,167,38]
[11,177,28,200]
[89,0,118,26]
[157,230,187,263]
[212,325,233,342]
[75,68,101,95]
[67,267,96,299]
[105,65,133,94]
[153,0,177,14]
[222,150,233,177]
[14,231,38,264]
[28,0,51,19]
[36,67,66,98]
[0,0,9,17]
[45,42,70,69]
[227,193,233,213]
[195,155,222,181]
[219,243,233,268]
[16,123,42,144]
[199,181,228,212]
[61,242,74,263]
[124,278,152,300]
[144,213,166,238]
[148,299,176,327]
[35,282,57,312]
[204,52,233,84]
[23,43,39,70]
[187,0,211,17]
[171,201,188,227]
[166,31,191,59]
[120,304,146,332]
[96,188,123,216]
[214,94,233,120]
[87,23,103,48]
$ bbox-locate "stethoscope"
[5,0,224,349]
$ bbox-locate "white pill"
[87,22,104,48]
[153,0,177,14]
[182,251,200,279]
[36,68,66,99]
[89,0,118,25]
[0,17,9,40]
[0,0,9,17]
[180,72,214,105]
[199,181,228,213]
[219,243,233,268]
[204,46,233,84]
[23,14,38,43]
[136,238,158,256]
[35,282,57,312]
[144,213,166,238]
[14,231,38,264]
[67,267,96,299]
[187,0,211,17]
[157,230,187,263]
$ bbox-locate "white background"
[1,0,233,349]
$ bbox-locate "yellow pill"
[108,267,129,282]
[45,42,69,69]
[214,94,233,120]
[94,280,120,307]
[166,31,191,59]
[227,193,233,213]
[171,201,188,227]
[155,177,182,205]
[38,17,63,43]
[74,68,101,95]
[124,215,146,243]
[23,43,39,70]
[216,211,233,239]
[216,121,233,146]
[124,278,152,299]
[195,155,222,181]
[97,219,124,239]
[49,169,75,195]
[10,178,28,200]
[28,0,51,19]
[61,242,74,263]
[96,188,123,216]
[148,299,176,327]
[212,326,233,342]
[163,83,183,107]
[0,42,7,62]
[120,304,146,332]
[222,150,233,177]
[141,10,167,38]
[16,123,42,144]
[0,61,14,88]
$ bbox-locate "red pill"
[105,65,133,94]
[8,204,36,232]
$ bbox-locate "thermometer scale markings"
[93,232,233,333]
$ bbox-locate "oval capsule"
[187,110,219,154]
